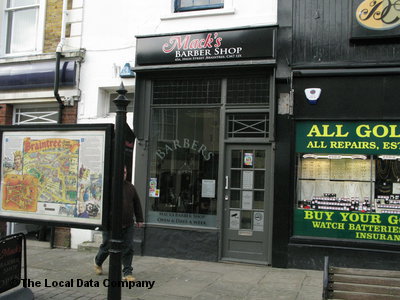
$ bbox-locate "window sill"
[161,7,235,20]
[0,50,85,64]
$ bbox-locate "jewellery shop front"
[133,26,276,263]
[287,72,400,270]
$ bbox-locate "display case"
[297,154,400,215]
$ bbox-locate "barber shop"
[133,26,277,263]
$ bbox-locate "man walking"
[94,167,144,282]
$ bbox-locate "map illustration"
[1,131,106,225]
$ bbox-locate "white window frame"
[97,86,134,118]
[0,0,46,57]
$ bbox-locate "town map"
[1,131,106,225]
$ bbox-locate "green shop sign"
[296,121,400,155]
[294,209,400,243]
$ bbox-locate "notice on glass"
[314,159,330,179]
[242,191,253,210]
[242,171,254,189]
[301,159,315,179]
[202,179,216,198]
[230,210,240,230]
[330,159,347,180]
[149,178,159,198]
[149,189,160,198]
[253,212,264,232]
[244,153,254,166]
[393,183,400,194]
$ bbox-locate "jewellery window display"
[375,157,400,215]
[298,154,400,214]
[297,154,377,213]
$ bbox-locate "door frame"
[219,143,274,265]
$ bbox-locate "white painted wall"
[70,227,92,249]
[72,0,277,248]
[78,0,277,121]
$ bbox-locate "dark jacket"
[122,181,144,228]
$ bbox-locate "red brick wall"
[0,103,11,234]
[0,104,13,125]
[61,104,78,124]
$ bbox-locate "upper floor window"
[0,0,45,56]
[175,0,224,12]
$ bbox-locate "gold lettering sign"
[356,0,400,30]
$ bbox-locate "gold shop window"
[297,154,400,214]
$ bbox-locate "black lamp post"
[108,83,130,300]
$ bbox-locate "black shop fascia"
[285,70,400,270]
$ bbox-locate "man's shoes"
[94,259,103,275]
[122,275,136,282]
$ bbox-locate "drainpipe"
[54,50,64,124]
[51,0,68,248]
[54,0,68,124]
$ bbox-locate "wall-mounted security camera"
[304,88,321,104]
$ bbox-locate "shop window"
[226,75,269,105]
[153,109,176,141]
[294,121,400,244]
[14,105,58,124]
[297,154,374,212]
[153,78,221,105]
[174,0,224,12]
[148,108,220,227]
[0,0,46,55]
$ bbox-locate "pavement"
[4,239,323,300]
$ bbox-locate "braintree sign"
[135,27,275,65]
[0,124,112,230]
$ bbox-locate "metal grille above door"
[226,113,269,138]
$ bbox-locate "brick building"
[0,0,83,237]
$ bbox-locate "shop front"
[133,26,276,263]
[284,72,400,270]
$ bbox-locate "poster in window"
[0,124,112,229]
[242,191,253,210]
[230,210,240,230]
[244,153,253,166]
[149,178,159,198]
[201,179,216,198]
[253,212,264,232]
[393,183,400,194]
[242,171,253,189]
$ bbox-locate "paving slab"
[1,239,324,299]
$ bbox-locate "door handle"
[225,176,229,189]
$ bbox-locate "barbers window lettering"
[155,138,214,161]
[148,108,219,227]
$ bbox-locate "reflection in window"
[241,210,252,229]
[149,108,219,227]
[4,0,41,54]
[175,0,224,12]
